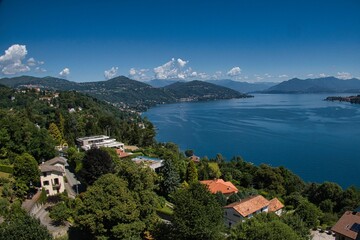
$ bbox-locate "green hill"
[0,76,249,110]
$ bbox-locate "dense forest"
[0,84,359,240]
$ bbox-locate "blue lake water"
[144,94,360,188]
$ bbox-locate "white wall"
[40,171,65,196]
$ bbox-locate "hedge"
[0,164,14,174]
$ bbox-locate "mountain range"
[0,76,248,110]
[263,77,360,93]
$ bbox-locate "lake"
[144,94,360,188]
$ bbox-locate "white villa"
[39,157,66,196]
[76,135,124,151]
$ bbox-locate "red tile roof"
[268,198,284,212]
[224,195,270,217]
[331,211,360,240]
[200,179,238,195]
[116,149,131,158]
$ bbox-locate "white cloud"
[307,74,314,77]
[2,62,30,75]
[104,67,118,79]
[177,58,188,68]
[319,73,327,78]
[264,73,272,78]
[337,72,352,80]
[0,44,30,75]
[153,58,193,79]
[278,74,288,78]
[27,57,36,66]
[227,66,241,76]
[35,67,47,73]
[129,68,150,81]
[59,68,70,78]
[212,71,224,80]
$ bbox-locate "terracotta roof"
[116,149,131,158]
[39,164,64,174]
[331,211,360,240]
[200,179,238,195]
[268,198,284,212]
[224,195,270,217]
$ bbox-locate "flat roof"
[76,135,109,141]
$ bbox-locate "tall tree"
[172,183,224,240]
[79,148,115,186]
[13,153,40,191]
[160,159,180,197]
[48,122,62,145]
[186,160,198,183]
[75,174,145,239]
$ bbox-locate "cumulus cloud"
[319,73,328,78]
[59,68,70,78]
[278,74,288,78]
[153,58,193,79]
[27,57,36,66]
[104,67,118,79]
[129,68,150,81]
[35,67,47,73]
[227,67,241,76]
[177,58,188,67]
[337,72,352,80]
[0,44,30,75]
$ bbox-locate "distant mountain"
[164,80,249,101]
[0,76,247,110]
[206,79,276,93]
[263,77,360,93]
[0,75,78,90]
[146,79,184,88]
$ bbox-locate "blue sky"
[0,0,359,82]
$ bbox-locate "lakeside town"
[0,86,359,240]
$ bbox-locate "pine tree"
[48,122,62,145]
[186,161,198,183]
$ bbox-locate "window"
[43,181,49,186]
[43,172,47,177]
[54,178,59,185]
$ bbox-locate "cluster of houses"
[199,178,284,227]
[38,134,360,237]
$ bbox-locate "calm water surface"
[144,94,360,188]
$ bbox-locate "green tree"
[160,159,180,197]
[0,202,52,240]
[229,213,303,240]
[186,160,198,183]
[13,153,40,195]
[49,201,71,225]
[75,174,145,239]
[294,200,323,228]
[79,148,115,186]
[208,162,221,179]
[184,149,194,157]
[172,182,224,240]
[48,122,62,145]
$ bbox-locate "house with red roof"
[200,179,238,197]
[332,211,360,240]
[223,195,284,227]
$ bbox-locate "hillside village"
[0,84,360,240]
